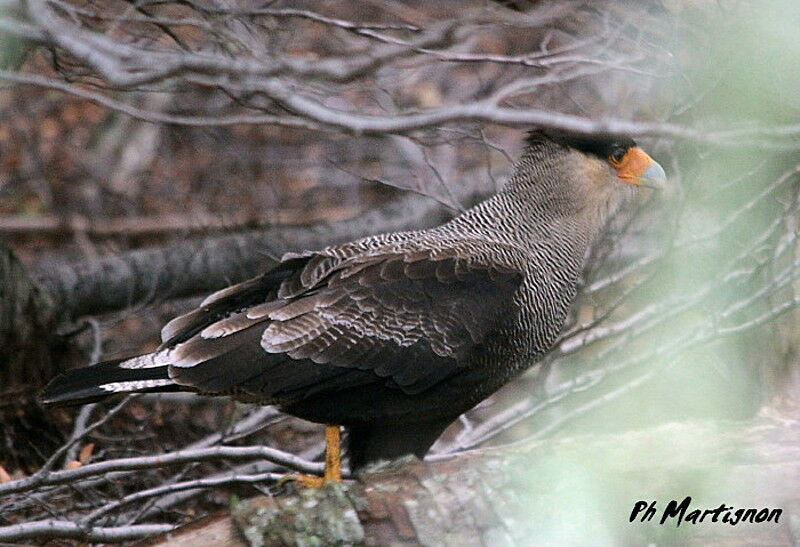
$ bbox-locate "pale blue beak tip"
[642,161,667,189]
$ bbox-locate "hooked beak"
[613,147,667,190]
[638,160,667,190]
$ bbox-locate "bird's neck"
[446,155,599,259]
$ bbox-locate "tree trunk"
[0,246,63,391]
[0,247,70,471]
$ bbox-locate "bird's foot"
[279,424,343,488]
[279,473,339,488]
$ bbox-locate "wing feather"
[164,242,524,400]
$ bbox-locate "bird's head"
[528,129,667,191]
[511,130,668,233]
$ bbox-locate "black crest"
[527,129,636,160]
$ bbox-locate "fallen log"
[140,413,800,546]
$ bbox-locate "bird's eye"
[609,147,628,166]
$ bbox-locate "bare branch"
[0,521,174,543]
[0,444,324,497]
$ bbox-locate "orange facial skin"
[610,147,656,185]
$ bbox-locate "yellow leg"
[323,424,342,482]
[281,424,342,487]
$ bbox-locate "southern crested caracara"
[41,130,667,484]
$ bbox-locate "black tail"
[40,356,178,406]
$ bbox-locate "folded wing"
[165,245,524,400]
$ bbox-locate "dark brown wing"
[164,247,523,400]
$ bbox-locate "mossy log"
[140,414,800,546]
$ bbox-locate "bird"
[41,130,667,484]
